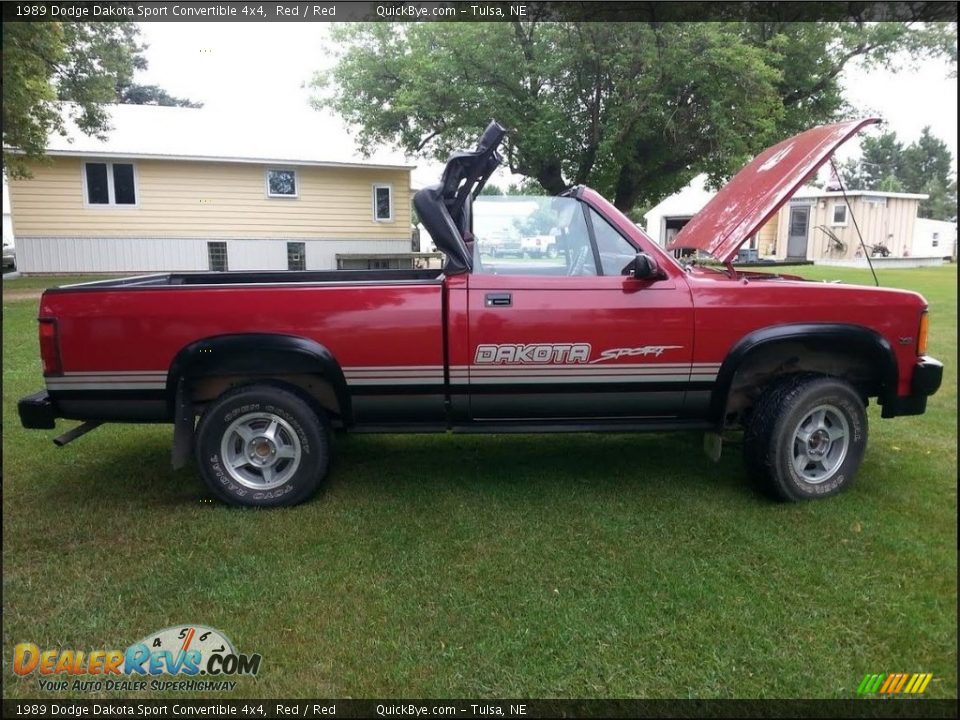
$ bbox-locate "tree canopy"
[3,22,200,178]
[841,127,957,220]
[116,82,203,108]
[316,19,956,211]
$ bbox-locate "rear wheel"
[744,375,867,501]
[195,384,330,507]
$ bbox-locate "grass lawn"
[2,265,956,700]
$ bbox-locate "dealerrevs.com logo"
[12,625,261,693]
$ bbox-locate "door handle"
[485,293,512,307]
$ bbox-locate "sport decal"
[589,346,684,362]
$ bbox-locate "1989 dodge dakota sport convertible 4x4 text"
[18,119,943,506]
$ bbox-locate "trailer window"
[287,242,306,271]
[207,242,228,271]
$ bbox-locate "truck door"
[466,196,695,422]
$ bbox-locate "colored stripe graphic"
[859,672,933,695]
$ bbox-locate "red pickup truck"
[18,119,943,507]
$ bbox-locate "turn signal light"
[39,319,62,376]
[917,311,929,356]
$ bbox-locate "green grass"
[2,265,956,700]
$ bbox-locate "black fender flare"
[166,333,352,422]
[709,323,898,423]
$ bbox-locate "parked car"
[520,235,559,259]
[2,240,15,270]
[18,119,943,507]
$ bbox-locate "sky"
[134,22,958,188]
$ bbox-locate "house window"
[266,169,298,197]
[207,242,228,271]
[287,242,306,270]
[831,203,848,226]
[368,258,399,269]
[373,184,393,222]
[84,162,137,206]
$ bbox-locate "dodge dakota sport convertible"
[18,119,943,506]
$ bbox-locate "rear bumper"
[881,355,944,418]
[18,389,57,429]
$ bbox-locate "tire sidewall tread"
[744,374,867,501]
[195,385,330,507]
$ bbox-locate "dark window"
[85,163,109,204]
[790,209,809,235]
[267,169,297,197]
[112,164,136,204]
[85,162,135,205]
[368,258,400,270]
[374,185,392,221]
[832,204,848,225]
[287,242,306,271]
[207,242,228,271]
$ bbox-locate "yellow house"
[7,105,414,273]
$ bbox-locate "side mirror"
[622,252,663,280]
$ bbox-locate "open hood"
[668,118,880,263]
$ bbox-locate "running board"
[53,421,103,447]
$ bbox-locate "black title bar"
[2,1,958,23]
[3,699,959,719]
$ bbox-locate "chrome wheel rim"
[220,412,301,490]
[791,404,849,484]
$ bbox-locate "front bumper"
[18,389,57,429]
[881,355,944,418]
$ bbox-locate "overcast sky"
[134,22,958,186]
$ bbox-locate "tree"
[116,83,203,108]
[841,126,956,219]
[899,126,955,218]
[479,183,505,196]
[840,131,904,189]
[2,22,199,178]
[316,19,956,212]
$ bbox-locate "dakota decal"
[474,343,592,364]
[473,343,684,365]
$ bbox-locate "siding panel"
[15,237,412,273]
[9,156,412,239]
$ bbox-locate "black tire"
[744,374,867,501]
[195,384,330,507]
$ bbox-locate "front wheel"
[195,384,330,507]
[744,375,867,501]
